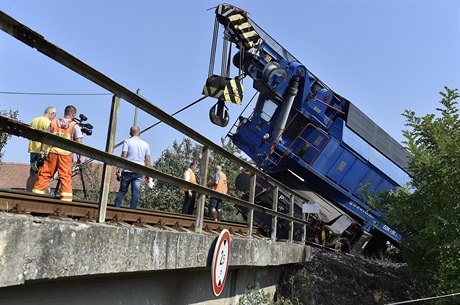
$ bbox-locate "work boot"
[212,210,218,221]
[217,211,222,222]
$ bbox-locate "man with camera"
[32,105,84,202]
[26,106,56,191]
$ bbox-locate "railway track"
[0,190,259,236]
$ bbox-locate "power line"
[386,292,460,305]
[0,91,111,96]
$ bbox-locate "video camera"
[73,114,93,136]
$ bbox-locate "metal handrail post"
[247,173,256,238]
[289,194,295,242]
[195,146,210,233]
[98,95,120,222]
[271,186,279,242]
[302,212,307,243]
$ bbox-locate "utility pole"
[134,88,140,125]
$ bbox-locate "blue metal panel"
[339,159,368,192]
[311,140,342,175]
[343,125,410,186]
[305,99,330,127]
[292,128,328,164]
[328,118,344,141]
[326,150,356,183]
[353,170,383,199]
[375,179,396,193]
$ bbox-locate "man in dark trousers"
[208,165,227,221]
[182,162,197,215]
[114,125,151,209]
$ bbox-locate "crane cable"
[208,16,219,78]
[77,95,208,169]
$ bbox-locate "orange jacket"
[49,119,77,155]
[213,170,227,194]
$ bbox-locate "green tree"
[0,110,19,162]
[138,137,245,222]
[138,138,202,212]
[374,87,460,294]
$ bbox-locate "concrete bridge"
[0,212,310,305]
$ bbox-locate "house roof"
[0,162,120,193]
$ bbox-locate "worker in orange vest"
[182,162,198,215]
[32,105,84,202]
[26,106,56,191]
[208,165,227,221]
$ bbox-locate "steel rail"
[0,190,257,235]
[0,10,317,213]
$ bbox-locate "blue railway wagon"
[206,4,411,251]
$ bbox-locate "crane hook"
[209,100,230,127]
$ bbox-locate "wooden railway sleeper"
[109,214,124,224]
[203,225,213,233]
[172,221,187,232]
[10,203,29,214]
[133,217,147,228]
[153,219,167,230]
[50,207,66,218]
[235,228,245,235]
[78,210,97,222]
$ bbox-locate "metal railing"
[0,10,318,241]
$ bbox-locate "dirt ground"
[278,247,430,305]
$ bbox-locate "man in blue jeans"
[114,125,151,209]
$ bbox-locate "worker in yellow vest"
[26,106,56,191]
[182,162,198,215]
[208,165,227,221]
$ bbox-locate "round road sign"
[211,229,231,297]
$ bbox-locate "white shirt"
[122,136,150,172]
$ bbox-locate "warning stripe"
[235,22,251,30]
[239,30,258,40]
[314,228,330,246]
[228,14,244,22]
[203,86,224,100]
[218,5,234,17]
[216,4,262,49]
[202,79,243,105]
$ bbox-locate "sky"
[1,0,459,165]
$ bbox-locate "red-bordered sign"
[211,229,231,297]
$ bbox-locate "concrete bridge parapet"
[0,213,310,290]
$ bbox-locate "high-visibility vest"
[183,168,196,191]
[49,119,77,155]
[214,170,227,194]
[28,116,51,153]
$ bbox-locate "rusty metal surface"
[0,190,257,235]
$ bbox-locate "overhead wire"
[0,91,111,96]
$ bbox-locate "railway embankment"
[278,247,429,305]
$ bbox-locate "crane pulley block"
[202,75,244,105]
